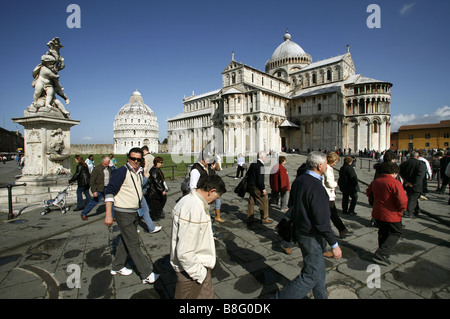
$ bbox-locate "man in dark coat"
[399,151,426,218]
[275,151,342,299]
[338,157,360,215]
[246,151,273,225]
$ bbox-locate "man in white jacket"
[170,174,226,299]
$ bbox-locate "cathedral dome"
[113,90,159,154]
[265,31,312,75]
[117,90,155,116]
[270,31,306,60]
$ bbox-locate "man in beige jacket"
[170,174,226,299]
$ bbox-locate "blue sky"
[1,0,449,144]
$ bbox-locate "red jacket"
[270,164,290,192]
[366,174,408,223]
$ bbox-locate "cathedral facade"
[113,90,159,154]
[167,31,392,155]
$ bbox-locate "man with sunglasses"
[104,148,160,285]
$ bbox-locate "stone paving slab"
[0,153,449,300]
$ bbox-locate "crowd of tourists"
[66,146,450,299]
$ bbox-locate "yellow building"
[395,120,450,150]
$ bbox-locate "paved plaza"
[0,154,449,301]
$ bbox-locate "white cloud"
[81,136,93,141]
[391,106,450,132]
[400,2,416,15]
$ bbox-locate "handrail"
[0,183,27,220]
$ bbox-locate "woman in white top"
[323,152,352,241]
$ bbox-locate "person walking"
[274,152,342,299]
[146,156,168,221]
[80,155,113,220]
[139,146,161,232]
[338,156,360,215]
[323,152,352,240]
[418,150,432,200]
[399,151,426,218]
[86,154,95,173]
[104,148,160,285]
[235,153,246,179]
[269,156,290,212]
[439,150,450,194]
[366,161,408,265]
[208,160,225,223]
[246,151,273,225]
[68,155,91,211]
[170,174,227,299]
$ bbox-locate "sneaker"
[110,267,133,276]
[142,272,160,284]
[283,247,293,255]
[150,226,162,234]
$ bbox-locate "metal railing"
[0,183,27,220]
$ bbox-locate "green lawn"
[70,153,249,179]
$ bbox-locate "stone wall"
[71,144,114,155]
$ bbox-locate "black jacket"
[338,163,360,194]
[69,163,90,188]
[146,166,166,199]
[399,158,426,193]
[247,160,265,192]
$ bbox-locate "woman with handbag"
[68,155,91,211]
[146,156,167,221]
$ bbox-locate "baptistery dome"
[265,31,312,77]
[113,90,159,154]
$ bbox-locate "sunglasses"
[129,156,142,162]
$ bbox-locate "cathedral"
[167,31,392,156]
[113,90,159,154]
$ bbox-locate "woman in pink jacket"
[366,161,408,265]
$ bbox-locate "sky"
[1,0,449,145]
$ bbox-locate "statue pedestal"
[8,115,80,205]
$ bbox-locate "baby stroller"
[41,184,71,215]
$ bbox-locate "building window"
[444,132,450,138]
[425,142,430,147]
[327,70,331,81]
[298,106,301,114]
[318,103,321,111]
[425,133,430,139]
[312,74,317,84]
[408,134,413,140]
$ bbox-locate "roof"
[183,89,221,102]
[167,107,212,122]
[398,120,450,131]
[298,54,348,72]
[279,120,299,128]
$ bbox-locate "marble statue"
[27,37,70,118]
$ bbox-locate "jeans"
[215,197,221,210]
[275,233,327,299]
[76,186,91,209]
[140,197,156,232]
[112,211,152,279]
[81,191,114,218]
